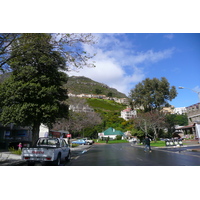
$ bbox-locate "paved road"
[66,143,200,166]
[2,143,200,166]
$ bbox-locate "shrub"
[9,147,22,155]
[116,135,122,140]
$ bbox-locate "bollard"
[165,139,170,146]
[178,139,183,146]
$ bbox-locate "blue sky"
[69,33,200,108]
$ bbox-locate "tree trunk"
[31,122,41,147]
[154,127,157,142]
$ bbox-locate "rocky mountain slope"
[66,76,127,98]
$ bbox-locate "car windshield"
[37,138,59,146]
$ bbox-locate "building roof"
[176,124,195,130]
[122,107,132,112]
[104,127,124,136]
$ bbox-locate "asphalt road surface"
[66,143,200,166]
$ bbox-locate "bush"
[116,135,122,140]
[9,147,22,155]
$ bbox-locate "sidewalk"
[0,151,24,166]
[0,144,92,166]
[183,140,200,152]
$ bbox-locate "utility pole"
[144,120,147,137]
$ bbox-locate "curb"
[186,149,200,152]
[0,160,26,166]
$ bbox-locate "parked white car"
[21,137,71,166]
[83,138,94,145]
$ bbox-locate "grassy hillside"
[86,98,126,112]
[66,76,127,98]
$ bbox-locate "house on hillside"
[69,104,94,112]
[114,98,129,105]
[161,106,175,114]
[98,127,125,140]
[174,107,187,114]
[120,107,137,120]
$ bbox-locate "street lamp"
[178,86,200,102]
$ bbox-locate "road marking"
[137,157,143,161]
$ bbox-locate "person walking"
[144,136,152,152]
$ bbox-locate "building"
[186,103,200,124]
[98,127,125,140]
[69,104,94,113]
[114,98,130,105]
[0,123,32,149]
[161,106,175,114]
[175,103,200,141]
[174,107,187,115]
[120,107,137,120]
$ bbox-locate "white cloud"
[129,48,175,65]
[68,34,175,96]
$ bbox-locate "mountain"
[66,76,127,98]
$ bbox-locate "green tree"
[165,113,188,136]
[107,92,113,97]
[129,77,177,112]
[95,88,102,94]
[0,34,69,146]
[0,33,96,146]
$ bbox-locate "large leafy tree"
[129,77,177,112]
[0,33,96,146]
[0,34,69,146]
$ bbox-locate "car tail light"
[46,157,52,160]
[24,157,30,160]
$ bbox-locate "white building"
[174,107,187,115]
[69,105,94,113]
[114,98,129,105]
[120,107,137,120]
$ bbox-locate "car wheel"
[66,151,71,162]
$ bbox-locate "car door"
[61,139,69,159]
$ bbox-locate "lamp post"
[178,86,200,102]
